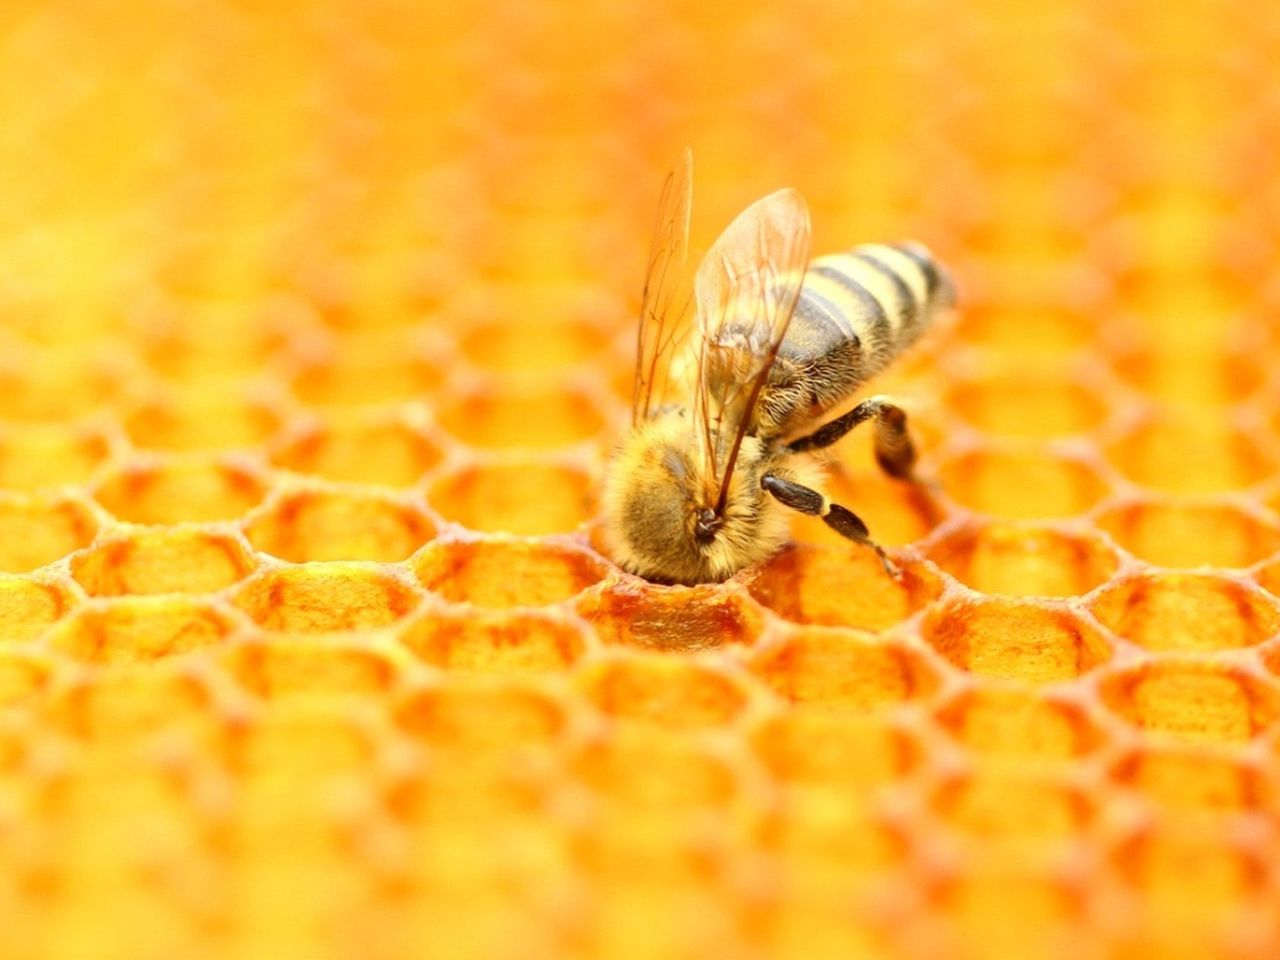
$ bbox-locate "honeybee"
[602,150,954,585]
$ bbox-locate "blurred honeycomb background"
[3,0,1280,958]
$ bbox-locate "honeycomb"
[3,1,1280,957]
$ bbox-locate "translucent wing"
[692,188,812,513]
[633,148,694,424]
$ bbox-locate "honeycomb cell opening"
[93,456,270,525]
[244,487,438,563]
[0,421,115,492]
[459,318,607,373]
[0,649,53,709]
[47,597,241,665]
[934,687,1104,761]
[223,639,398,700]
[1105,415,1275,495]
[414,538,606,610]
[427,458,595,537]
[290,334,446,410]
[0,575,78,643]
[750,627,942,711]
[436,381,606,450]
[1096,499,1280,570]
[270,413,444,488]
[745,544,941,632]
[396,682,568,754]
[923,596,1112,683]
[0,493,99,574]
[1109,744,1264,814]
[945,371,1107,440]
[48,666,215,741]
[577,580,763,651]
[123,390,284,453]
[70,527,257,596]
[936,446,1112,521]
[400,607,589,673]
[1099,662,1280,743]
[233,564,423,633]
[573,729,739,810]
[931,769,1093,846]
[927,520,1120,598]
[576,654,749,729]
[1089,572,1280,653]
[751,710,921,789]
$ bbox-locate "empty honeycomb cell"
[1109,745,1264,813]
[1105,416,1275,495]
[46,598,240,665]
[122,391,283,452]
[573,728,738,809]
[69,528,256,596]
[936,446,1112,520]
[959,299,1100,357]
[788,467,944,549]
[244,488,437,563]
[1099,662,1280,742]
[934,688,1104,762]
[222,640,397,699]
[1112,343,1265,407]
[459,318,607,373]
[427,459,594,536]
[1089,572,1280,653]
[270,413,444,487]
[233,564,423,633]
[749,628,941,711]
[932,869,1088,960]
[290,342,445,411]
[744,545,941,632]
[927,521,1120,598]
[396,682,566,755]
[578,581,764,651]
[931,770,1092,847]
[436,382,606,450]
[399,608,588,672]
[230,701,382,778]
[1096,499,1280,569]
[414,539,606,609]
[945,371,1107,439]
[923,596,1112,683]
[93,457,270,525]
[0,347,138,422]
[0,422,114,492]
[575,655,749,729]
[752,710,919,789]
[46,667,215,742]
[760,790,908,879]
[0,650,52,708]
[0,575,78,643]
[0,494,98,574]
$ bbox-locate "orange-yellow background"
[3,1,1280,959]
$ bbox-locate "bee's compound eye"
[694,508,720,543]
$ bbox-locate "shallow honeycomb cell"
[427,459,594,536]
[576,654,749,729]
[931,869,1089,960]
[573,728,738,809]
[223,639,398,699]
[923,596,1112,683]
[749,627,940,711]
[1113,343,1265,408]
[70,528,256,596]
[1089,573,1280,653]
[1109,745,1265,813]
[396,682,566,756]
[752,710,919,790]
[1097,500,1280,569]
[931,769,1093,848]
[123,391,283,452]
[745,545,940,631]
[245,488,437,563]
[927,520,1120,597]
[270,414,443,487]
[935,688,1104,762]
[234,564,422,633]
[0,422,114,492]
[0,575,78,643]
[414,539,605,610]
[578,581,764,651]
[46,667,215,741]
[937,447,1112,521]
[94,457,270,525]
[46,597,240,665]
[436,382,605,450]
[1099,662,1280,742]
[290,336,445,410]
[459,318,607,373]
[945,370,1107,439]
[1105,416,1274,494]
[788,467,943,549]
[0,494,98,573]
[399,608,588,673]
[0,650,53,709]
[230,701,382,778]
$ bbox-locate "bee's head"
[601,415,786,585]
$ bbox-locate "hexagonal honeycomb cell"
[8,3,1280,958]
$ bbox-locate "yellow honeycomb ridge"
[5,0,1280,957]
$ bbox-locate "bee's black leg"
[786,395,918,481]
[761,473,900,578]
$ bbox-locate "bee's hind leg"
[761,473,901,578]
[786,395,921,483]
